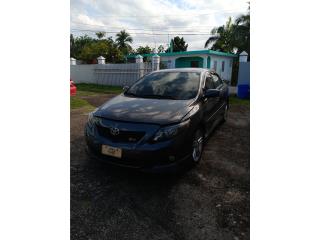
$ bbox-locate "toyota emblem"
[110,127,120,136]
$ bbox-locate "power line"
[71,22,213,32]
[79,9,246,18]
[70,29,211,35]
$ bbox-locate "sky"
[70,0,248,51]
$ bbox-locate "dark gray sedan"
[84,68,229,172]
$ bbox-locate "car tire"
[190,128,204,164]
[222,104,228,122]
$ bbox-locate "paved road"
[71,94,250,240]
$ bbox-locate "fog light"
[169,156,175,162]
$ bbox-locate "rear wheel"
[191,129,204,164]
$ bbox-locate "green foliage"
[229,96,250,106]
[71,34,125,64]
[205,17,237,53]
[135,45,154,55]
[204,9,250,58]
[70,34,95,59]
[76,83,123,94]
[70,96,95,110]
[115,30,133,56]
[79,40,109,64]
[166,36,188,52]
[157,45,165,53]
[95,32,106,39]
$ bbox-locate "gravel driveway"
[71,94,250,240]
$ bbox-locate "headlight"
[153,120,190,142]
[87,109,101,128]
[88,108,99,122]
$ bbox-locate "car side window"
[212,74,223,88]
[205,74,214,90]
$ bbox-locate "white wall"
[210,55,233,81]
[70,64,95,83]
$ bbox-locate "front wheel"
[191,128,204,164]
[223,104,228,122]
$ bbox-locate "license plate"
[101,145,122,158]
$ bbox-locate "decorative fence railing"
[94,62,152,86]
[70,54,159,86]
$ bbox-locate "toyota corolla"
[84,68,229,172]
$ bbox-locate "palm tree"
[204,17,237,53]
[115,30,133,55]
[96,32,106,39]
[234,13,250,56]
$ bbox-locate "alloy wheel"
[192,130,204,162]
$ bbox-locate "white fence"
[70,54,159,86]
[71,62,152,86]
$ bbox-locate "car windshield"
[125,71,201,100]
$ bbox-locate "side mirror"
[204,89,220,98]
[123,85,129,92]
[223,79,230,85]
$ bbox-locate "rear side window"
[212,75,223,88]
[205,75,214,89]
[222,61,225,72]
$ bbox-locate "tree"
[135,45,153,55]
[115,30,133,56]
[204,2,250,56]
[79,38,124,64]
[234,13,250,56]
[204,17,237,53]
[95,32,106,39]
[157,45,165,53]
[166,36,188,52]
[70,34,95,58]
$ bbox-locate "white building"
[128,50,237,81]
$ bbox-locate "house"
[127,50,237,81]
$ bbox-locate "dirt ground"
[71,94,250,240]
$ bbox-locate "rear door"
[212,73,228,110]
[203,72,220,133]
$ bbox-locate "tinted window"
[126,71,200,100]
[205,75,214,89]
[212,75,223,88]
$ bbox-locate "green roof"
[127,50,237,58]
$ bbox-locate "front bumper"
[84,122,193,173]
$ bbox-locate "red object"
[70,79,77,96]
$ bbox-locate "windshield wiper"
[140,94,177,100]
[124,92,139,97]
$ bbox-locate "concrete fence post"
[152,54,160,71]
[239,51,248,62]
[135,55,143,63]
[70,57,76,65]
[97,56,106,64]
[135,55,144,79]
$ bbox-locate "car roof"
[154,68,210,74]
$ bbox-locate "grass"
[70,96,95,111]
[229,96,250,106]
[76,83,123,95]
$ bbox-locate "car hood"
[94,94,194,125]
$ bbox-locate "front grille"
[96,125,145,143]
